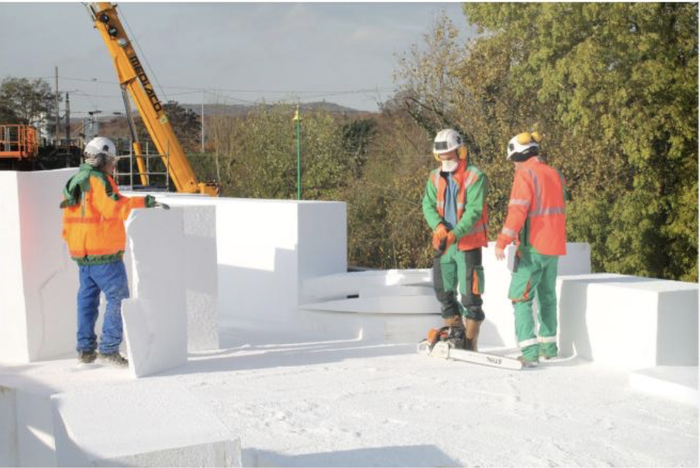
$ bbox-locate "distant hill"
[66,100,374,142]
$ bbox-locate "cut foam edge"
[629,366,698,406]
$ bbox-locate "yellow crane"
[87,2,218,196]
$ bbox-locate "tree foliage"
[391,4,697,281]
[134,100,201,153]
[192,4,697,281]
[0,77,57,126]
[206,104,361,201]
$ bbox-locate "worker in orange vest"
[494,132,567,367]
[422,129,488,351]
[60,137,168,368]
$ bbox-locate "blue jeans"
[76,260,130,354]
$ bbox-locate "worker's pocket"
[470,265,485,295]
[508,270,532,302]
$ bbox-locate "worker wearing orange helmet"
[60,137,168,368]
[422,129,488,351]
[494,132,567,367]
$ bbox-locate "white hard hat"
[84,136,116,159]
[507,132,542,161]
[433,129,463,155]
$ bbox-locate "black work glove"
[144,195,170,210]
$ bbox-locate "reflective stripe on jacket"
[422,159,488,250]
[61,164,146,265]
[496,157,567,255]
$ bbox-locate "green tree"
[135,100,201,153]
[394,3,698,281]
[207,103,354,201]
[343,98,435,269]
[0,77,57,126]
[339,117,377,180]
[464,2,698,281]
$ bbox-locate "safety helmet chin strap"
[84,152,115,170]
[509,147,539,162]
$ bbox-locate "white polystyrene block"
[215,199,346,326]
[0,386,18,467]
[629,367,698,406]
[301,295,441,315]
[51,382,241,467]
[359,285,435,298]
[557,274,698,369]
[122,195,220,352]
[93,440,241,467]
[300,243,591,346]
[557,242,592,275]
[144,196,347,329]
[187,290,219,352]
[296,202,348,305]
[182,206,219,351]
[0,169,79,363]
[122,208,188,378]
[16,390,57,466]
[303,269,432,302]
[300,309,441,343]
[0,173,28,363]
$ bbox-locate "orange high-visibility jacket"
[496,157,567,256]
[422,159,488,250]
[61,164,146,265]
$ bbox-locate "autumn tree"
[394,3,698,281]
[0,77,58,128]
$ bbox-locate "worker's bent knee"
[464,307,485,322]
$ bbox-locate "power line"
[22,75,394,97]
[118,4,171,103]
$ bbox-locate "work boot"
[463,318,482,352]
[443,316,465,348]
[539,343,559,360]
[517,355,540,368]
[78,350,97,364]
[98,352,129,368]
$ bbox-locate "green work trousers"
[433,245,485,321]
[508,249,559,360]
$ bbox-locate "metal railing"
[0,125,38,159]
[115,141,170,192]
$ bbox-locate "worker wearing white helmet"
[83,136,117,171]
[60,136,169,368]
[422,129,489,351]
[494,132,567,367]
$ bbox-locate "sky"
[0,1,478,118]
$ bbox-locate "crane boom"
[87,2,217,196]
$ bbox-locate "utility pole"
[293,105,302,200]
[65,92,71,144]
[54,67,59,145]
[201,89,205,153]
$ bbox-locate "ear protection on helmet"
[433,145,468,162]
[458,145,468,160]
[515,132,542,145]
[507,131,542,162]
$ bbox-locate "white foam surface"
[300,242,592,346]
[51,381,240,466]
[0,169,79,363]
[122,208,188,378]
[149,195,348,330]
[629,366,698,406]
[557,273,698,369]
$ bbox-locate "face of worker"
[438,149,458,162]
[103,158,116,175]
[438,149,459,173]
